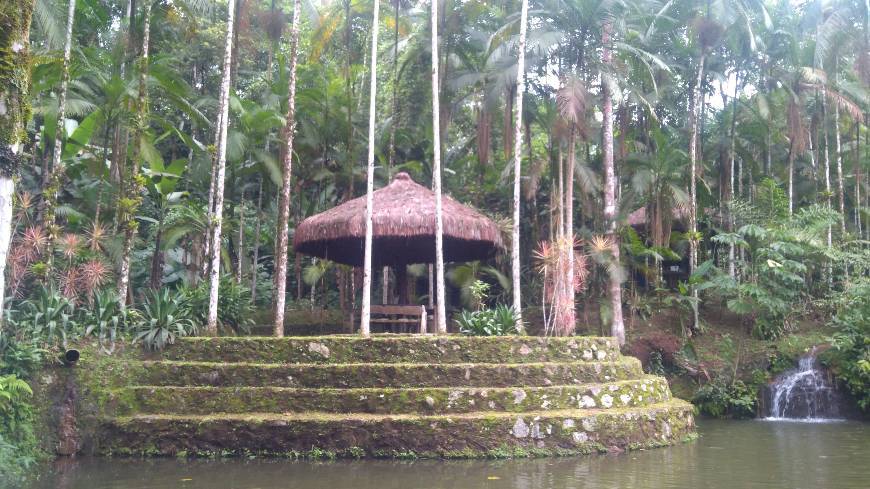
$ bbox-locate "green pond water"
[23,419,869,489]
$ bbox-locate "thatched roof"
[293,172,504,267]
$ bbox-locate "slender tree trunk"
[383,10,396,302]
[388,0,400,169]
[854,122,862,236]
[686,50,706,332]
[149,207,164,288]
[236,194,245,283]
[833,69,846,236]
[556,145,564,240]
[431,0,448,334]
[822,92,833,284]
[602,22,624,345]
[271,0,301,337]
[250,176,263,304]
[727,75,739,278]
[296,252,302,300]
[43,0,77,274]
[509,0,529,331]
[206,0,238,334]
[359,0,380,337]
[203,111,221,281]
[560,128,576,336]
[382,267,389,304]
[788,144,795,215]
[0,0,34,324]
[117,1,151,307]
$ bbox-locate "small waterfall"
[764,347,844,421]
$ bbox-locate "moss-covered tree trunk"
[43,0,77,275]
[272,0,301,337]
[0,0,34,324]
[117,1,151,306]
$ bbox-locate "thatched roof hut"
[294,172,504,267]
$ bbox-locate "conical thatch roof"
[293,172,504,267]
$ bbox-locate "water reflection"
[23,420,869,489]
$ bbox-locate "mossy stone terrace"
[76,335,695,459]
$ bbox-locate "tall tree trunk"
[271,0,301,337]
[43,0,77,274]
[833,68,846,236]
[0,0,34,324]
[206,0,238,334]
[788,143,795,215]
[117,1,151,307]
[431,0,448,334]
[203,111,221,281]
[727,74,740,278]
[381,0,400,310]
[359,0,380,336]
[236,193,245,284]
[559,128,576,336]
[854,122,862,236]
[250,175,263,304]
[149,207,164,289]
[601,22,625,346]
[509,0,529,331]
[388,0,400,169]
[822,92,833,284]
[686,50,706,332]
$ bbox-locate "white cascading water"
[765,347,843,421]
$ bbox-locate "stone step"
[161,336,619,364]
[116,377,671,415]
[134,359,645,388]
[96,400,695,458]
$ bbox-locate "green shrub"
[693,378,757,418]
[0,332,44,379]
[134,289,197,351]
[181,275,253,334]
[10,286,76,349]
[456,305,520,336]
[81,290,128,353]
[0,374,38,483]
[826,279,870,411]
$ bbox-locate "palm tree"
[600,19,625,345]
[509,0,530,331]
[360,0,381,336]
[272,0,303,337]
[431,0,447,334]
[0,0,35,323]
[43,0,77,273]
[556,78,587,336]
[117,0,152,307]
[205,0,238,334]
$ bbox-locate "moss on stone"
[117,377,671,416]
[50,335,695,459]
[93,401,695,458]
[163,335,619,364]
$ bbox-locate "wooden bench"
[369,305,428,334]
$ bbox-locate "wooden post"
[419,305,427,334]
[396,265,409,304]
